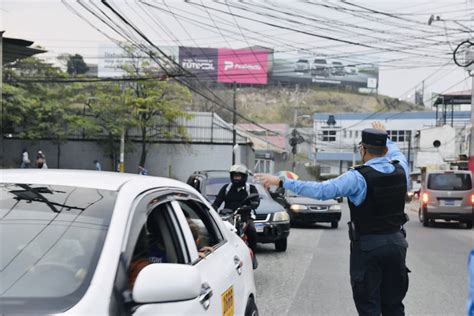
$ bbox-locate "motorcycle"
[219,193,260,269]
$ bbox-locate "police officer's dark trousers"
[350,232,409,316]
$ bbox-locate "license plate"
[255,223,265,233]
[221,286,234,316]
[441,199,456,206]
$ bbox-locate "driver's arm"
[211,185,226,211]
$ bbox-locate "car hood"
[255,198,285,214]
[207,195,285,214]
[285,196,338,206]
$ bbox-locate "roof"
[237,123,288,152]
[2,34,46,64]
[1,169,190,191]
[313,111,471,121]
[433,90,472,106]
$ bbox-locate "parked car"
[294,59,310,73]
[187,170,291,252]
[0,169,258,315]
[417,170,473,228]
[344,64,359,75]
[331,61,345,76]
[310,59,330,77]
[275,188,342,228]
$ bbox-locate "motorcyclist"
[212,164,260,255]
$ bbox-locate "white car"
[0,169,258,315]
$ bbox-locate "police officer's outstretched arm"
[372,121,409,185]
[211,185,227,211]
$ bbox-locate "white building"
[313,111,471,176]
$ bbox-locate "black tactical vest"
[348,162,407,235]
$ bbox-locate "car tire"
[331,221,338,229]
[422,208,430,227]
[245,297,259,316]
[275,238,287,252]
[465,221,473,229]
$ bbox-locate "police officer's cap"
[361,128,387,147]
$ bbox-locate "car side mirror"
[133,263,202,304]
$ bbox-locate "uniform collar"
[364,156,390,166]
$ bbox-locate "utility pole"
[470,76,474,173]
[407,131,412,173]
[292,109,298,172]
[232,82,237,165]
[119,83,126,173]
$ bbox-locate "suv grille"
[255,214,270,222]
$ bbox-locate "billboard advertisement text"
[179,47,218,81]
[217,48,268,85]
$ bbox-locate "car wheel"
[245,297,258,316]
[275,238,287,252]
[422,208,430,227]
[465,221,473,229]
[331,221,338,229]
[418,208,423,223]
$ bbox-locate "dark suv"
[187,170,291,251]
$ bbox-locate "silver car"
[418,170,473,228]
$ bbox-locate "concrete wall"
[2,139,255,183]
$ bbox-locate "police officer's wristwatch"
[278,176,285,188]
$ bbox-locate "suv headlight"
[329,205,341,211]
[273,211,290,222]
[289,204,308,212]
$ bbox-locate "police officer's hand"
[255,173,279,189]
[372,121,386,133]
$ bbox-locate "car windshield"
[313,59,326,64]
[427,173,472,191]
[253,183,271,199]
[205,177,230,197]
[286,189,300,197]
[0,183,116,314]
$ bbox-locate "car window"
[0,183,116,314]
[205,177,229,197]
[177,200,224,256]
[427,173,472,191]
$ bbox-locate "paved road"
[254,203,473,316]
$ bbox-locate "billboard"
[217,48,269,85]
[270,51,379,92]
[98,44,178,78]
[179,47,218,81]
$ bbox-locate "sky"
[1,0,473,105]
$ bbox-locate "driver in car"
[212,164,260,256]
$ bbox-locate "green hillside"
[189,86,425,126]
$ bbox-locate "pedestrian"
[468,249,474,316]
[94,160,102,171]
[257,121,410,316]
[138,166,149,175]
[36,150,47,169]
[20,148,30,168]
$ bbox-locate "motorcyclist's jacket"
[212,183,260,212]
[348,161,407,235]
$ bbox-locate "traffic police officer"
[257,122,410,315]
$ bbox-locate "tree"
[120,46,192,167]
[67,54,89,75]
[3,57,79,167]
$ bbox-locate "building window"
[322,130,336,142]
[387,130,410,142]
[255,159,273,173]
[320,165,331,174]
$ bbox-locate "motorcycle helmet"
[229,164,248,186]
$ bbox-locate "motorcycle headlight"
[273,211,290,222]
[329,205,341,211]
[289,204,308,212]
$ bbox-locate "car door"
[111,189,215,316]
[172,198,247,316]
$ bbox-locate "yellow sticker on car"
[221,286,234,316]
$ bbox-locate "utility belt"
[347,221,407,242]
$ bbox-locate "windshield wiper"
[10,184,85,213]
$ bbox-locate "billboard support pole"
[232,82,237,165]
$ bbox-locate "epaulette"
[349,164,367,171]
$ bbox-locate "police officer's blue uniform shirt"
[283,140,409,206]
